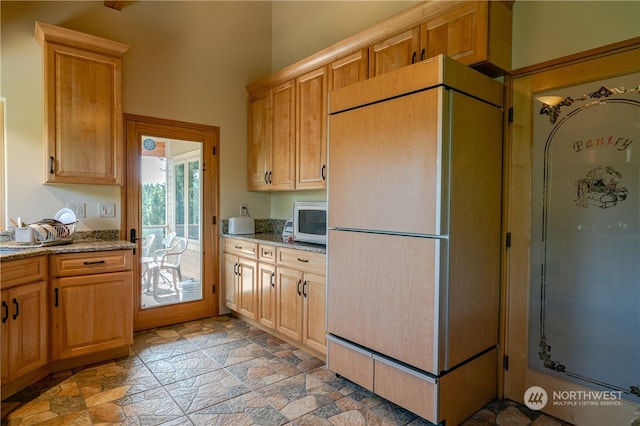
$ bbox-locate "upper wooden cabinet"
[246,1,512,192]
[35,22,129,185]
[329,49,369,91]
[420,0,512,77]
[370,1,512,78]
[296,67,328,190]
[369,28,421,77]
[247,83,296,191]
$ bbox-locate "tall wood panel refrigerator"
[326,55,504,425]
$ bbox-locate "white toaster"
[228,216,255,235]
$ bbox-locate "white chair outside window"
[148,237,188,297]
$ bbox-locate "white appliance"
[292,201,327,245]
[228,216,255,235]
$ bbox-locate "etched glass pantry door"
[529,72,640,404]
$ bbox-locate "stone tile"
[131,336,199,363]
[164,368,251,414]
[72,354,162,398]
[189,391,289,426]
[294,395,399,425]
[366,398,419,425]
[461,408,498,425]
[272,347,325,372]
[201,338,271,367]
[145,349,223,385]
[249,332,295,353]
[496,405,532,426]
[255,372,343,420]
[225,353,302,390]
[110,386,185,424]
[182,328,246,350]
[532,414,563,426]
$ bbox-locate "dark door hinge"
[506,232,512,248]
[212,215,217,225]
[504,355,509,371]
[508,107,514,123]
[213,146,217,155]
[212,284,216,294]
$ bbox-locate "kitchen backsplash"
[221,218,286,235]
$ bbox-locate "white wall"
[512,1,639,70]
[1,1,272,230]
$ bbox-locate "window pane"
[174,163,185,238]
[188,160,200,240]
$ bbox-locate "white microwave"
[293,201,327,245]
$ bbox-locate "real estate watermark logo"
[524,386,548,410]
[524,386,624,410]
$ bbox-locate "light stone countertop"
[221,232,326,254]
[0,240,136,262]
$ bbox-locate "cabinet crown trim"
[35,21,129,57]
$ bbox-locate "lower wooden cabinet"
[223,238,326,355]
[49,250,133,361]
[222,239,258,321]
[50,271,132,360]
[1,280,48,385]
[1,249,134,398]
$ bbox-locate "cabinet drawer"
[327,335,373,391]
[258,244,276,263]
[373,355,437,422]
[224,238,257,259]
[277,247,325,275]
[1,256,47,288]
[50,250,132,277]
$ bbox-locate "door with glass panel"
[125,114,219,331]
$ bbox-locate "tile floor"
[2,315,572,425]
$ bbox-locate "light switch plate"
[98,202,116,218]
[67,202,86,218]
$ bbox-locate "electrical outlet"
[67,202,86,218]
[98,202,116,218]
[240,204,248,216]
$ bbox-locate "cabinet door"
[6,282,48,380]
[43,43,123,185]
[51,272,132,360]
[329,88,442,235]
[1,289,8,384]
[420,1,511,74]
[247,90,271,191]
[327,230,439,374]
[222,253,238,311]
[257,262,276,329]
[237,257,257,320]
[296,66,328,189]
[369,27,420,77]
[276,266,303,342]
[329,49,368,91]
[302,272,326,354]
[271,81,296,190]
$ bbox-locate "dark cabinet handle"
[411,51,417,64]
[83,260,106,265]
[49,156,55,174]
[420,48,425,61]
[297,279,302,295]
[1,301,8,323]
[297,258,309,263]
[55,288,59,307]
[270,272,275,287]
[233,262,238,275]
[264,172,269,184]
[268,171,272,184]
[321,165,326,180]
[12,298,19,320]
[302,280,307,297]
